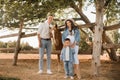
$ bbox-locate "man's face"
[64,40,70,46]
[48,16,53,24]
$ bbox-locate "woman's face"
[66,21,72,28]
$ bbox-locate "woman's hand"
[63,42,66,48]
[71,42,76,48]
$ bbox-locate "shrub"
[79,39,92,54]
[7,41,16,48]
[20,42,33,50]
[0,41,34,53]
[0,41,7,48]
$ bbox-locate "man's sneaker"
[37,70,43,74]
[70,76,74,79]
[64,76,68,78]
[47,70,52,74]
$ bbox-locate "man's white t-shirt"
[37,21,52,39]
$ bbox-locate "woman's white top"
[66,30,75,44]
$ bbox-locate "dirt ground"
[0,53,120,80]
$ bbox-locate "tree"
[91,0,104,76]
[0,0,66,28]
[104,0,120,25]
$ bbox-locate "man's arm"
[37,34,41,48]
[37,23,43,48]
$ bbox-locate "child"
[60,38,75,79]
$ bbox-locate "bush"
[79,39,92,54]
[20,42,33,50]
[0,41,7,48]
[7,41,16,48]
[0,41,34,53]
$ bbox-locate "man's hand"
[38,42,42,48]
[38,34,42,48]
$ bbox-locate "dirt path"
[0,53,110,60]
[0,53,119,80]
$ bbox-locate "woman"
[62,19,81,79]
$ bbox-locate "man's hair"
[64,38,70,42]
[47,13,54,17]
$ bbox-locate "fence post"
[13,20,23,66]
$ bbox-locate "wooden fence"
[0,20,119,65]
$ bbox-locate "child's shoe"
[64,76,68,78]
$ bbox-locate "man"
[37,14,53,74]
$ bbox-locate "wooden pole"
[13,20,23,66]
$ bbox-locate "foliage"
[7,41,16,48]
[104,0,120,25]
[0,0,119,28]
[79,39,92,54]
[0,41,7,48]
[113,30,120,44]
[0,41,33,53]
[0,0,72,28]
[79,40,89,51]
[20,42,33,50]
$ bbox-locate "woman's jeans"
[39,39,52,71]
[64,61,73,76]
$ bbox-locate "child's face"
[64,40,70,46]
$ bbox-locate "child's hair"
[64,38,70,42]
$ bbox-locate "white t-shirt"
[37,21,52,39]
[65,46,70,61]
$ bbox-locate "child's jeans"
[63,61,74,76]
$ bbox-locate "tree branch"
[104,23,120,31]
[70,0,90,23]
[104,0,112,9]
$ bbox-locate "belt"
[41,38,51,40]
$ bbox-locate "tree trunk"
[13,20,23,66]
[103,33,118,61]
[91,0,104,76]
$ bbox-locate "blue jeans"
[63,61,74,76]
[39,39,52,70]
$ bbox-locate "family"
[37,14,81,79]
